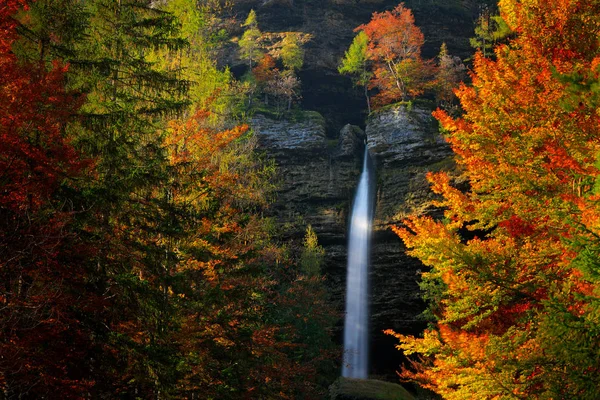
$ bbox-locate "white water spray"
[342,146,372,379]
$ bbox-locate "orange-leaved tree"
[165,107,336,399]
[387,0,600,398]
[357,3,428,105]
[164,106,270,399]
[253,54,279,106]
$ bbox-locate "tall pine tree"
[72,1,190,395]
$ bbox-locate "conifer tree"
[12,0,88,64]
[239,9,262,69]
[470,7,512,58]
[159,0,236,115]
[71,0,190,395]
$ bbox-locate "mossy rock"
[367,99,436,121]
[252,105,326,124]
[329,378,416,400]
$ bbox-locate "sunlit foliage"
[388,0,600,398]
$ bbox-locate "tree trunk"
[387,60,405,100]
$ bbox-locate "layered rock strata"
[251,113,363,289]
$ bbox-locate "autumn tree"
[0,1,97,397]
[339,31,373,113]
[357,3,427,105]
[164,108,274,398]
[253,53,278,105]
[238,10,307,114]
[387,0,600,398]
[251,52,299,114]
[256,32,306,113]
[164,108,336,399]
[265,70,301,114]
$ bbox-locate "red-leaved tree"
[0,1,97,397]
[357,3,429,105]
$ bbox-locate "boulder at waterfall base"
[330,378,416,400]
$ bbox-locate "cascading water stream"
[342,146,373,379]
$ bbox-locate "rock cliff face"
[252,104,453,378]
[251,112,363,284]
[367,104,453,225]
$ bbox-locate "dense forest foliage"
[338,3,468,115]
[0,0,336,398]
[2,0,600,399]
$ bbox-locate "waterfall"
[342,146,373,379]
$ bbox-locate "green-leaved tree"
[281,32,304,72]
[239,9,262,69]
[470,8,512,58]
[339,31,372,113]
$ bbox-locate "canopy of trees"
[357,3,427,105]
[339,3,465,111]
[6,0,600,398]
[387,0,600,397]
[0,1,336,398]
[238,10,307,115]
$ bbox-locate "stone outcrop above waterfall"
[366,103,454,226]
[366,104,451,168]
[338,124,367,159]
[252,112,327,156]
